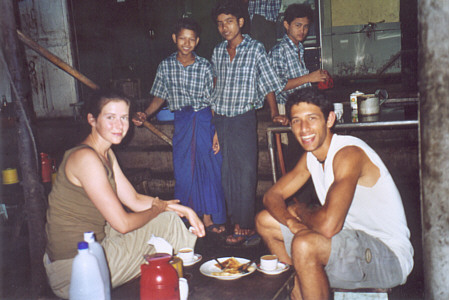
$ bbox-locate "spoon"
[214,257,225,270]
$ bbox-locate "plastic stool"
[333,288,391,300]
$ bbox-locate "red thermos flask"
[140,253,179,300]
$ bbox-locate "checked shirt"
[150,52,214,111]
[211,34,282,117]
[248,0,282,22]
[269,34,311,104]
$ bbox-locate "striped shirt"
[248,0,282,22]
[269,34,311,104]
[150,52,213,111]
[211,34,282,117]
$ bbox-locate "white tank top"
[307,134,413,283]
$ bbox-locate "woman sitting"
[44,89,205,299]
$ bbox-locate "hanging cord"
[0,47,39,171]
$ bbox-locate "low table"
[112,256,295,300]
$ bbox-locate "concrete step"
[122,168,274,198]
[114,144,275,175]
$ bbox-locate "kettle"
[141,253,180,300]
[357,89,388,116]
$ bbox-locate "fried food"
[212,257,249,276]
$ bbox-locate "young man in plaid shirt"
[269,3,329,109]
[211,0,287,245]
[133,18,226,235]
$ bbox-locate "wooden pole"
[17,30,173,146]
[1,1,48,298]
[16,29,99,91]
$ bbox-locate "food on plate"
[211,257,254,276]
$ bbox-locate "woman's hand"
[166,203,206,237]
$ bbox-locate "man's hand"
[213,131,220,154]
[286,216,308,235]
[272,114,289,126]
[167,203,206,237]
[132,112,147,127]
[308,69,329,83]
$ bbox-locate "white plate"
[257,262,289,275]
[199,257,256,280]
[176,254,202,267]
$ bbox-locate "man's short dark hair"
[286,87,334,122]
[211,0,244,24]
[173,18,201,37]
[283,3,314,24]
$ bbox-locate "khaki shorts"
[280,225,403,289]
[44,211,196,299]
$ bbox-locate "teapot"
[141,253,179,300]
[357,89,388,116]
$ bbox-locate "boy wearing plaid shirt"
[269,3,329,107]
[211,0,286,245]
[133,18,226,235]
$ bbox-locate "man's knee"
[291,232,324,261]
[255,210,269,232]
[255,210,281,237]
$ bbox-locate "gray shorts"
[280,224,403,289]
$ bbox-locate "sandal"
[206,224,226,235]
[225,231,261,247]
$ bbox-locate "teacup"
[178,247,194,264]
[260,254,278,271]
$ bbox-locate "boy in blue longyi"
[133,18,226,235]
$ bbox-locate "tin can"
[350,91,364,110]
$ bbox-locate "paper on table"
[147,234,173,255]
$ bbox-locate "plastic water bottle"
[84,231,111,300]
[69,241,105,300]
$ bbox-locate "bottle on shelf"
[84,231,111,300]
[69,241,105,300]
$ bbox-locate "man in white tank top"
[256,88,413,300]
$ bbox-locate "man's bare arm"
[294,146,368,238]
[263,154,311,233]
[283,70,329,91]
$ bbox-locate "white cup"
[178,248,194,264]
[179,277,189,300]
[260,254,278,271]
[333,103,343,121]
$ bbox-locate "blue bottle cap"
[78,241,89,250]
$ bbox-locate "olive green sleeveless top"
[45,144,116,261]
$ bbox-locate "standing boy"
[269,3,329,113]
[133,18,226,235]
[211,0,285,245]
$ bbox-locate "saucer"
[177,253,202,267]
[257,262,289,275]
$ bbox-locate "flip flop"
[225,232,261,247]
[206,224,226,235]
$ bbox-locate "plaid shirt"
[211,34,282,117]
[150,52,213,111]
[248,0,282,22]
[269,34,311,104]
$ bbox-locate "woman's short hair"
[83,89,130,119]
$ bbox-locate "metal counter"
[267,98,419,182]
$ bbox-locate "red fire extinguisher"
[40,152,55,183]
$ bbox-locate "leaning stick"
[17,29,173,146]
[143,121,172,146]
[17,29,99,90]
